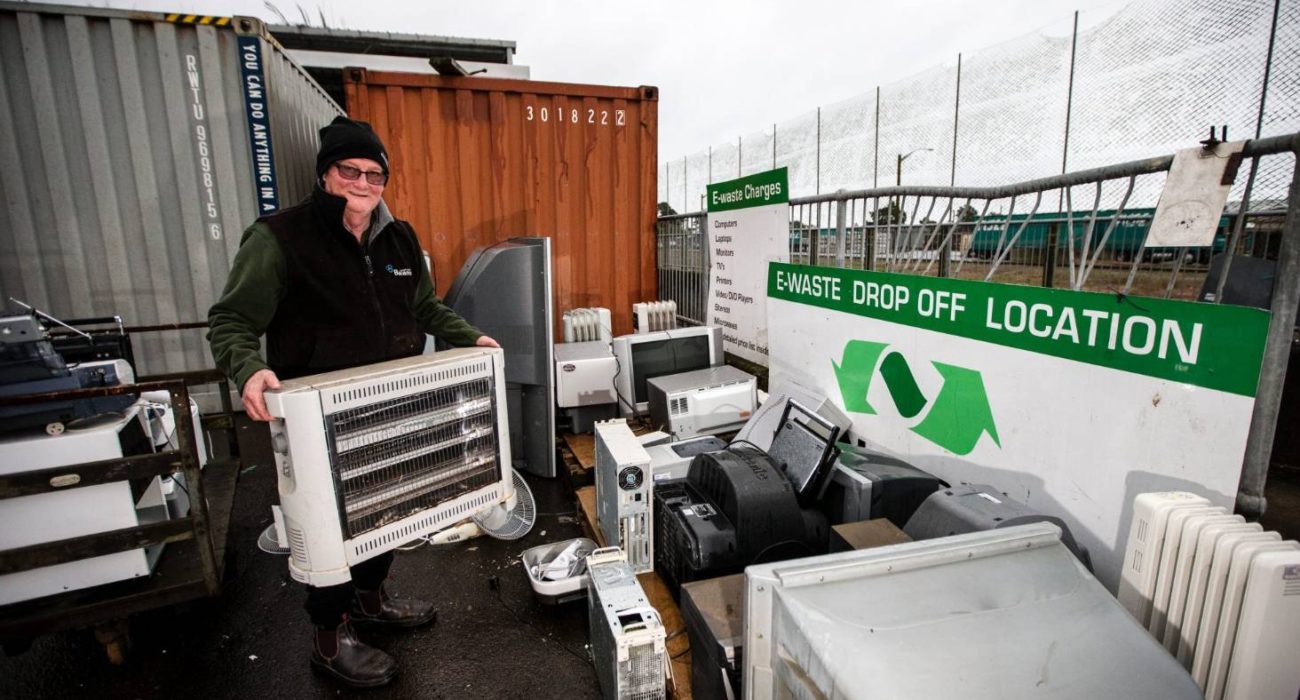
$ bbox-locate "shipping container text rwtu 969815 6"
[343,69,659,337]
[0,2,342,379]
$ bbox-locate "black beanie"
[316,116,389,178]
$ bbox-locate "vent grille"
[326,376,500,539]
[623,641,667,699]
[351,490,499,556]
[326,360,489,407]
[670,397,689,416]
[288,525,309,567]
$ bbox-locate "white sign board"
[1145,140,1245,249]
[767,263,1270,591]
[706,168,788,364]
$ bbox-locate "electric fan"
[428,468,536,543]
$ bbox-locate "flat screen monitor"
[612,326,723,416]
[438,237,556,478]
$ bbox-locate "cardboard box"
[830,518,912,553]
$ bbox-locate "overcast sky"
[57,0,1127,159]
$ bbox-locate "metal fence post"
[1060,10,1080,212]
[835,191,848,268]
[951,53,961,187]
[873,86,880,189]
[1237,154,1300,518]
[1043,223,1059,287]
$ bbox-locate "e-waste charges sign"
[706,168,788,364]
[766,263,1270,592]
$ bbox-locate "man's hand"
[242,368,282,422]
[475,335,501,349]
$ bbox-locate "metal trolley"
[0,322,242,663]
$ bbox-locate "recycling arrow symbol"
[833,339,1001,456]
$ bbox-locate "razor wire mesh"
[659,0,1298,216]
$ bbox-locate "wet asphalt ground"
[0,418,602,699]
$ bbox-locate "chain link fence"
[659,0,1297,218]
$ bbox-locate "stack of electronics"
[583,374,1113,699]
[554,305,760,439]
[0,312,136,435]
[0,307,206,605]
[653,401,842,596]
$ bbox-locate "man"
[208,116,498,688]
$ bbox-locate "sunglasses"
[333,162,388,186]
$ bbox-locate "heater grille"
[325,377,501,538]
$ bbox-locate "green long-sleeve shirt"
[208,220,481,392]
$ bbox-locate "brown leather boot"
[310,617,397,688]
[352,584,437,630]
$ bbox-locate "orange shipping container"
[343,69,659,337]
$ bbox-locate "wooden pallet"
[563,421,660,475]
[576,486,692,700]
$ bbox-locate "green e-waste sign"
[768,263,1270,397]
[707,167,789,213]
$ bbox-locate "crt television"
[611,325,723,416]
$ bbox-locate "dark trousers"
[304,551,394,628]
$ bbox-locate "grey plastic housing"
[904,482,1092,570]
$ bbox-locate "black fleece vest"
[261,189,425,380]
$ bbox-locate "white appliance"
[0,402,180,605]
[1148,504,1227,639]
[645,435,727,482]
[1117,491,1212,626]
[1160,512,1244,652]
[733,377,852,452]
[1210,547,1300,700]
[1190,532,1281,685]
[140,389,208,519]
[633,300,677,333]
[1117,491,1300,700]
[563,307,612,343]
[743,523,1202,700]
[587,547,667,700]
[554,341,618,408]
[612,325,724,416]
[594,420,653,574]
[265,349,512,587]
[1173,520,1264,665]
[646,365,756,439]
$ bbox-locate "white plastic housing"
[265,349,512,586]
[1117,491,1212,626]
